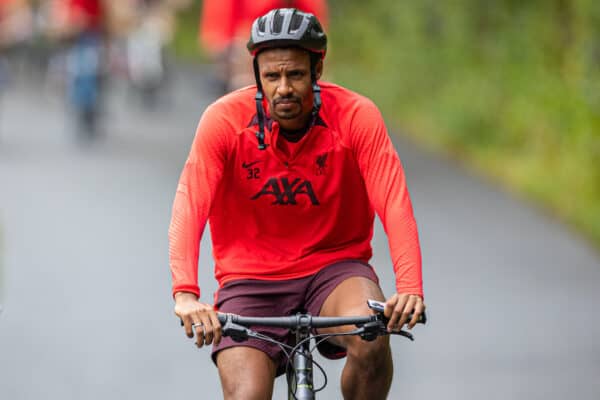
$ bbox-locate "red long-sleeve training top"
[169,82,423,299]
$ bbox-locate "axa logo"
[251,177,320,205]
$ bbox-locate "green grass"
[325,0,600,248]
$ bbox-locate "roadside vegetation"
[172,1,600,248]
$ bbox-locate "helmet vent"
[290,13,303,32]
[272,10,284,34]
[258,18,266,33]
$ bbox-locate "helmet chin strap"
[252,55,322,151]
[253,58,268,150]
[310,54,322,123]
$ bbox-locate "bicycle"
[187,299,426,400]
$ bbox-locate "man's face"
[257,47,322,131]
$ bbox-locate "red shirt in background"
[199,0,329,55]
[51,0,103,32]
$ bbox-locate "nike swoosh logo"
[242,161,262,168]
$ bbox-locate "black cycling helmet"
[247,8,327,58]
[248,8,327,151]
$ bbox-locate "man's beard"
[272,96,303,120]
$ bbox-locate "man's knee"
[345,335,391,369]
[320,275,384,317]
[340,336,394,400]
[216,347,276,400]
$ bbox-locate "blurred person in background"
[46,0,107,140]
[125,0,180,109]
[0,1,8,93]
[0,0,34,81]
[199,0,328,93]
[97,0,189,110]
[43,0,191,132]
[171,8,424,400]
[0,0,33,133]
[0,0,33,51]
[0,52,6,96]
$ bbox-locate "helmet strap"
[252,58,267,150]
[309,53,322,123]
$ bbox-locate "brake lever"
[358,321,386,341]
[357,318,415,342]
[220,314,252,343]
[394,330,414,341]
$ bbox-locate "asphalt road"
[1,67,599,400]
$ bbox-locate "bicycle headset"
[247,8,327,150]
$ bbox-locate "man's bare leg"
[216,346,277,400]
[319,277,393,400]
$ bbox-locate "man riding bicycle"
[169,8,425,399]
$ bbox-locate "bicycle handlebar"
[217,310,426,329]
[216,313,382,329]
[215,300,426,343]
[180,299,427,332]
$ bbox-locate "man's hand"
[384,293,426,332]
[174,292,222,348]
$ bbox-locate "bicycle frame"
[287,324,314,400]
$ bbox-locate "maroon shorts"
[211,260,379,375]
